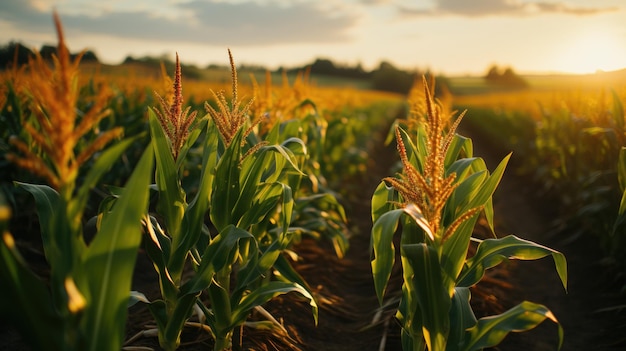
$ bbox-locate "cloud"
[0,0,51,31]
[0,0,359,46]
[398,0,618,17]
[358,0,392,5]
[529,2,616,15]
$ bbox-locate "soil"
[3,117,626,351]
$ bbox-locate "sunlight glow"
[558,30,625,74]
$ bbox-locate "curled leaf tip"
[2,232,15,249]
[65,277,87,313]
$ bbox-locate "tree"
[0,41,33,68]
[484,64,528,88]
[371,60,416,94]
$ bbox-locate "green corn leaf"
[15,182,78,306]
[237,153,276,212]
[146,299,168,341]
[233,227,296,298]
[277,182,294,237]
[14,183,63,262]
[0,83,24,133]
[196,302,217,336]
[175,118,204,170]
[128,290,150,307]
[142,216,178,302]
[461,301,563,351]
[211,128,245,231]
[482,198,496,238]
[617,147,626,195]
[231,281,318,327]
[181,225,254,295]
[77,144,153,351]
[294,192,349,257]
[403,243,451,351]
[446,157,483,181]
[207,281,233,333]
[447,287,477,351]
[162,293,200,350]
[371,181,399,224]
[296,98,318,112]
[300,192,348,222]
[441,216,481,295]
[263,119,286,145]
[145,215,173,258]
[464,153,510,215]
[614,148,626,234]
[238,182,286,230]
[444,134,473,168]
[611,90,624,132]
[384,119,400,145]
[446,171,486,222]
[404,203,435,242]
[281,137,308,161]
[0,232,65,351]
[171,122,219,274]
[144,294,200,351]
[441,154,511,293]
[271,142,306,177]
[273,252,314,290]
[396,254,425,350]
[399,126,425,173]
[149,110,186,244]
[238,144,301,211]
[233,242,270,294]
[72,135,142,225]
[371,208,405,304]
[265,118,309,146]
[457,235,567,291]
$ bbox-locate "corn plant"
[130,51,317,351]
[510,91,625,239]
[0,13,154,351]
[371,78,568,351]
[612,147,626,268]
[250,71,350,257]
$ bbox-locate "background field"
[2,52,625,350]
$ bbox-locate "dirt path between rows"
[284,120,401,351]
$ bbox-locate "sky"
[1,0,625,75]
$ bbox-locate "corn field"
[1,13,625,351]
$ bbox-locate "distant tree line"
[0,41,99,68]
[484,64,528,88]
[1,40,448,95]
[285,58,422,94]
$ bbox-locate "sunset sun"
[558,30,625,74]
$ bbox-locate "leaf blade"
[78,145,154,351]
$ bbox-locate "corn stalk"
[370,78,567,351]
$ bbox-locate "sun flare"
[558,30,625,74]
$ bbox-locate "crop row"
[458,86,626,276]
